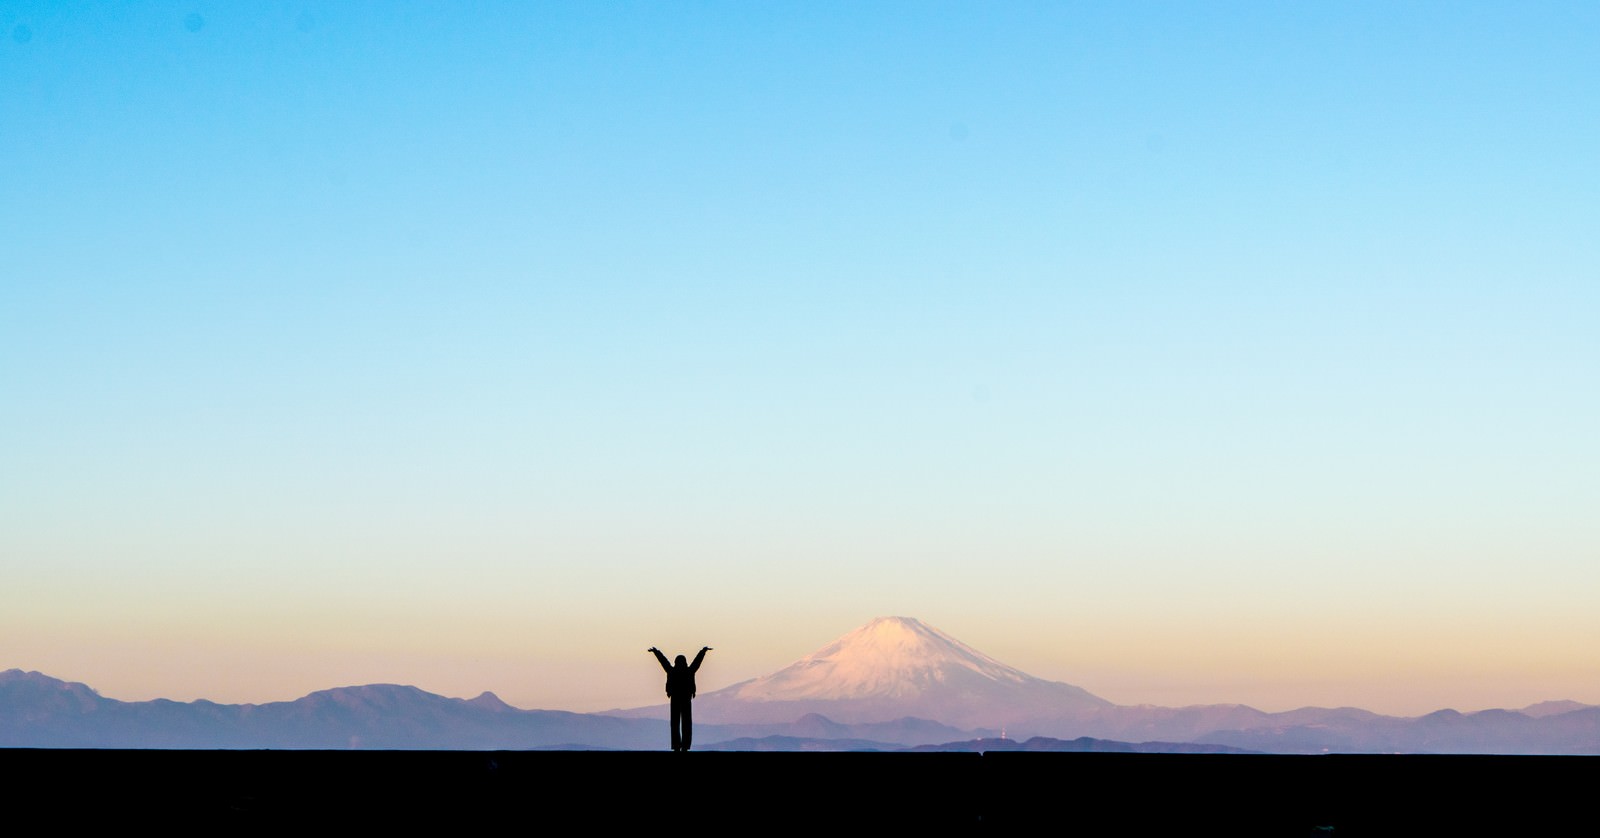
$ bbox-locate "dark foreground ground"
[6,749,1591,834]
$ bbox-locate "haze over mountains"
[6,617,1598,753]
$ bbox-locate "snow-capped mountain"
[688,616,1111,728]
[726,616,1046,700]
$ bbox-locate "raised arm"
[649,647,672,674]
[689,646,710,673]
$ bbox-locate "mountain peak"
[1519,700,1593,718]
[727,616,1038,702]
[0,668,105,707]
[466,691,514,712]
[686,616,1110,727]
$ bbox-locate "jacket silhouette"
[649,646,709,751]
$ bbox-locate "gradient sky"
[3,2,1597,717]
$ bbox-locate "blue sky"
[3,2,1597,714]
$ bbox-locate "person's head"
[674,655,688,669]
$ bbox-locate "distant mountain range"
[6,617,1598,753]
[0,669,658,750]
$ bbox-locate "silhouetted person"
[648,645,710,751]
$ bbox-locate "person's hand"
[647,647,658,653]
[701,646,713,652]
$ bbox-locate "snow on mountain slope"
[691,617,1111,728]
[727,616,1035,701]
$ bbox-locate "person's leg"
[683,701,693,751]
[669,701,683,751]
